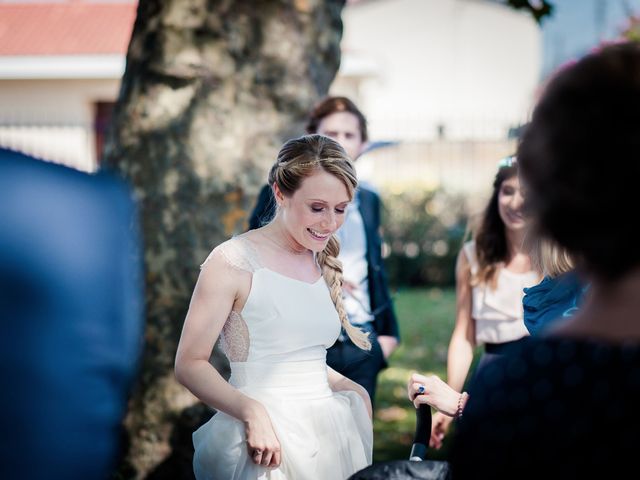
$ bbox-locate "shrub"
[381,189,468,287]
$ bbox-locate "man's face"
[316,111,365,162]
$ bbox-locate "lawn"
[372,287,480,462]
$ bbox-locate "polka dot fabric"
[451,337,640,479]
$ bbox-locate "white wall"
[333,0,542,141]
[0,0,541,176]
[0,78,120,171]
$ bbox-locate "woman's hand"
[408,372,460,449]
[430,411,453,449]
[407,372,460,417]
[242,399,282,468]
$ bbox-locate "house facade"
[0,0,540,200]
[0,1,136,171]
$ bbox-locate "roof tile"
[0,2,137,56]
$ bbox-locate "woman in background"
[408,238,584,418]
[430,157,540,449]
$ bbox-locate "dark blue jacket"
[0,148,144,480]
[248,184,399,340]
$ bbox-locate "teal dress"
[522,271,586,336]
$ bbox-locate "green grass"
[372,287,464,462]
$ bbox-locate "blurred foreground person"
[0,148,144,480]
[451,42,640,479]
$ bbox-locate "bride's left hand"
[327,367,373,419]
[349,385,373,420]
[354,383,373,419]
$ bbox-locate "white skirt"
[193,359,373,480]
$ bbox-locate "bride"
[175,134,373,479]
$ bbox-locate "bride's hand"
[354,382,373,419]
[242,399,281,468]
[327,367,373,419]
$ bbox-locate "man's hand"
[377,335,398,359]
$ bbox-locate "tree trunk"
[103,0,345,477]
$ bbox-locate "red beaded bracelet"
[455,392,469,418]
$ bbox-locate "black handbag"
[348,405,451,480]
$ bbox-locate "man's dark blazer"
[248,184,399,341]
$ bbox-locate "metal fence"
[0,118,518,212]
[357,138,518,212]
[0,121,96,172]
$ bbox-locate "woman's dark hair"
[305,96,368,143]
[473,161,519,287]
[517,42,640,281]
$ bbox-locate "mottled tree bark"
[103,1,345,478]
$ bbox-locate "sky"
[541,0,640,77]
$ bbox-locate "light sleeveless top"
[463,241,539,345]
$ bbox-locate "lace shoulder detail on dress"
[220,310,250,362]
[201,235,262,272]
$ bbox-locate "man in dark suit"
[0,148,144,480]
[248,97,399,402]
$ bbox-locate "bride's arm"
[174,251,281,467]
[175,252,250,416]
[327,366,373,419]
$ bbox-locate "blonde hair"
[268,134,371,350]
[530,236,574,278]
[317,236,371,350]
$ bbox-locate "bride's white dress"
[192,236,373,480]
